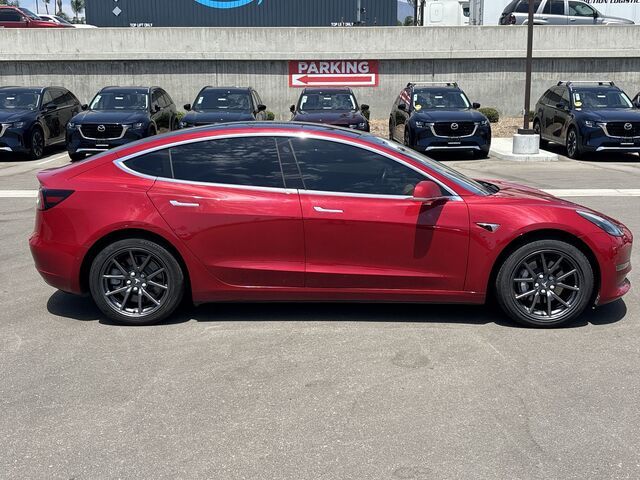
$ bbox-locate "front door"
[285,137,470,292]
[145,135,305,288]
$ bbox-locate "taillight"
[37,188,74,210]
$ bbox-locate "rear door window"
[543,0,565,14]
[124,136,285,189]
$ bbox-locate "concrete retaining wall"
[2,26,640,119]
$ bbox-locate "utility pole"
[523,0,535,130]
[356,0,361,25]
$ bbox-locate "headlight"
[584,120,596,128]
[126,122,144,130]
[179,121,192,129]
[10,121,25,129]
[67,122,77,129]
[415,121,434,129]
[577,210,624,237]
[478,119,489,127]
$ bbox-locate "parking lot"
[1,147,639,479]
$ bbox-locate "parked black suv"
[533,81,640,159]
[289,87,370,131]
[180,87,267,128]
[389,82,491,157]
[0,86,81,159]
[66,86,178,161]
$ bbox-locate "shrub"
[265,111,275,121]
[176,111,186,121]
[478,107,499,123]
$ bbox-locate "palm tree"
[43,0,50,14]
[56,0,62,15]
[70,0,84,22]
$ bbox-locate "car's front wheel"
[566,127,582,159]
[495,239,594,327]
[28,127,45,160]
[69,152,85,162]
[89,238,185,325]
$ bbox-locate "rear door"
[285,136,470,292]
[540,0,567,24]
[143,135,305,288]
[40,89,61,143]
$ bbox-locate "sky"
[26,0,75,16]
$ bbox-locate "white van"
[422,0,470,26]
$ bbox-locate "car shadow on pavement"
[542,143,639,163]
[0,144,67,163]
[46,290,628,329]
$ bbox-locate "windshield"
[572,89,633,109]
[0,91,40,110]
[90,92,148,111]
[19,8,41,19]
[194,90,251,112]
[373,137,493,196]
[298,92,357,111]
[53,15,72,25]
[413,89,471,110]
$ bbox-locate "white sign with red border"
[289,60,379,87]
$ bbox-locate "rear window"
[514,0,542,13]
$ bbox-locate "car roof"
[302,87,353,94]
[200,86,252,92]
[0,86,48,93]
[99,86,152,94]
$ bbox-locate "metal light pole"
[522,0,535,130]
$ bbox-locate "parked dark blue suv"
[534,81,640,159]
[179,87,267,128]
[66,86,178,161]
[0,86,81,159]
[389,82,491,158]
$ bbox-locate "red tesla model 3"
[29,122,632,327]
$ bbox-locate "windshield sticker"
[414,104,422,111]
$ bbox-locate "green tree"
[0,0,20,6]
[403,15,414,26]
[70,0,84,21]
[43,0,50,14]
[56,0,62,15]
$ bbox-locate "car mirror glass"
[183,103,191,111]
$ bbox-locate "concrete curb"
[490,137,559,162]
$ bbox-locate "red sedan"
[29,122,633,327]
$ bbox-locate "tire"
[69,152,85,162]
[388,120,394,141]
[495,239,594,327]
[404,128,411,148]
[473,149,489,159]
[28,127,45,160]
[565,127,582,159]
[89,238,185,325]
[533,120,548,148]
[172,118,179,131]
[147,125,157,137]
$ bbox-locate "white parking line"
[1,188,640,199]
[0,190,38,198]
[37,153,69,165]
[544,189,640,197]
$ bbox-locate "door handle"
[170,200,200,207]
[313,206,343,213]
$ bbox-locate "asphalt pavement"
[1,146,639,480]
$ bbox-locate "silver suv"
[499,0,634,25]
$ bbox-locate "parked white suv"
[499,0,634,25]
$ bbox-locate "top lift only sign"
[289,60,379,87]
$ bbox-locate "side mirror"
[472,102,481,109]
[81,104,88,110]
[257,104,267,112]
[398,104,407,111]
[183,103,191,111]
[45,103,56,111]
[555,102,567,110]
[412,180,446,203]
[634,99,640,108]
[361,104,370,111]
[290,104,296,113]
[153,105,161,113]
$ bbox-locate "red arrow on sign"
[297,74,374,84]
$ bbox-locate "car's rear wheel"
[28,127,45,160]
[533,120,548,148]
[495,239,594,327]
[566,127,582,159]
[89,238,184,325]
